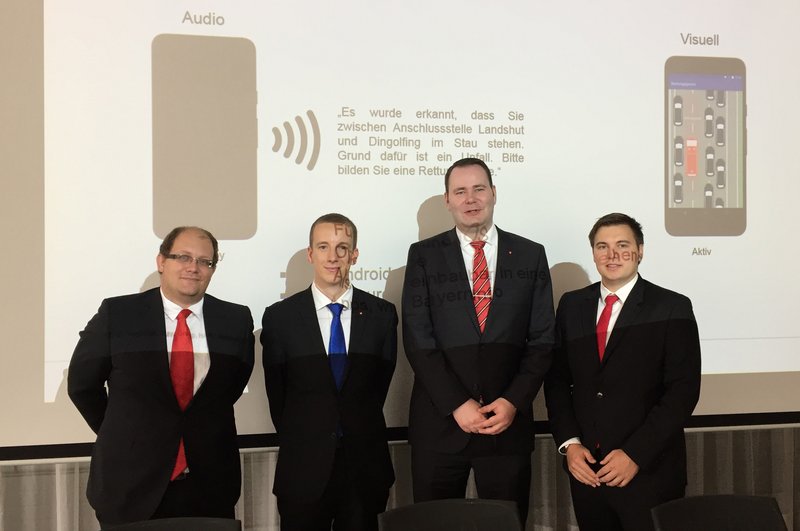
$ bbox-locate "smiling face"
[307,222,359,300]
[156,228,216,307]
[445,163,497,239]
[592,224,643,292]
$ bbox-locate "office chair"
[379,498,522,531]
[651,494,787,531]
[102,517,242,531]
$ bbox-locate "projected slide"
[23,0,800,447]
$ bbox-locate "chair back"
[379,498,522,531]
[102,517,242,531]
[651,495,787,531]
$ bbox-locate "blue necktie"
[327,303,347,390]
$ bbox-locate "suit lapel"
[340,288,370,390]
[138,288,177,407]
[298,287,339,393]
[580,284,602,366]
[442,229,482,335]
[602,276,645,364]
[486,228,515,337]
[192,294,222,405]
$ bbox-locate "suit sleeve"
[544,297,582,446]
[622,295,701,469]
[502,244,555,409]
[261,304,287,432]
[67,300,112,434]
[379,303,399,403]
[231,307,255,402]
[402,243,471,417]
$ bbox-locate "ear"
[637,244,644,264]
[156,254,165,273]
[351,248,359,265]
[306,246,313,264]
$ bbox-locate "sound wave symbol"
[271,110,321,171]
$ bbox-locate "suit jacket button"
[596,392,604,399]
[330,432,338,440]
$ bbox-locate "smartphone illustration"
[152,34,257,239]
[664,56,746,236]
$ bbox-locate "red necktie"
[470,241,492,333]
[170,308,194,480]
[596,294,619,361]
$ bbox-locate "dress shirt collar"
[455,223,498,248]
[311,282,353,312]
[160,289,205,320]
[599,274,639,305]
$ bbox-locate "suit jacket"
[261,287,397,505]
[68,288,255,525]
[401,227,555,455]
[544,276,701,491]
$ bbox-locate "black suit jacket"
[68,288,254,525]
[261,287,397,505]
[544,276,701,490]
[401,228,555,455]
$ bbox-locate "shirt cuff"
[558,437,582,455]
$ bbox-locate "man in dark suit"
[262,213,397,531]
[545,213,701,531]
[68,226,254,527]
[401,158,555,523]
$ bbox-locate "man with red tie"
[402,158,555,524]
[68,226,254,527]
[545,213,701,531]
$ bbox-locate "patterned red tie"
[170,308,194,480]
[470,241,492,333]
[596,294,619,361]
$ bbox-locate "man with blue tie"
[261,213,398,531]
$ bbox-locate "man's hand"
[597,449,639,487]
[452,399,487,433]
[476,397,517,435]
[565,444,600,487]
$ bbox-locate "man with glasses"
[68,226,254,527]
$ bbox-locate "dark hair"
[309,213,358,249]
[588,213,644,247]
[444,157,493,192]
[159,226,220,267]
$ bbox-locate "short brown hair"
[308,213,358,249]
[444,157,493,192]
[588,213,644,247]
[159,226,220,267]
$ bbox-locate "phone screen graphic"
[664,56,746,236]
[152,34,257,240]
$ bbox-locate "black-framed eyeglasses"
[164,254,216,269]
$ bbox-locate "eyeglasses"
[164,254,216,269]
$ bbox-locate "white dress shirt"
[310,282,353,354]
[161,290,211,395]
[557,275,640,454]
[455,224,498,295]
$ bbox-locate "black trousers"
[411,436,531,525]
[277,447,390,531]
[569,468,685,531]
[99,473,235,529]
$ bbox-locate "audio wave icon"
[271,110,321,171]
